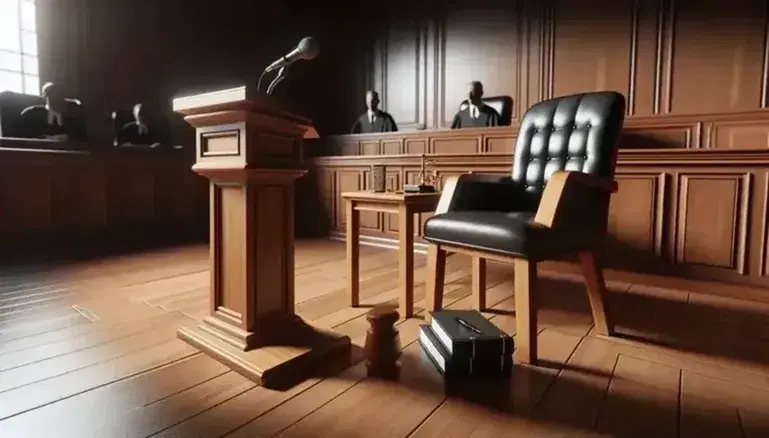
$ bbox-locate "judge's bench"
[307,110,769,291]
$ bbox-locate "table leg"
[398,205,414,318]
[346,200,360,307]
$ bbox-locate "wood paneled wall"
[0,139,207,260]
[313,129,769,288]
[35,0,372,142]
[298,0,769,291]
[346,0,769,137]
[8,0,370,256]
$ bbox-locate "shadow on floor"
[538,274,769,368]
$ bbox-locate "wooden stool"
[364,306,401,379]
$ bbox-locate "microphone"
[263,37,320,73]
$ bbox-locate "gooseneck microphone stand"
[256,65,290,95]
[265,66,289,95]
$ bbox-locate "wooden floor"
[1,241,769,437]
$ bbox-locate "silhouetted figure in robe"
[451,81,500,129]
[114,103,161,148]
[19,82,87,141]
[351,90,397,134]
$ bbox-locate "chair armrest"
[534,171,617,231]
[435,173,525,214]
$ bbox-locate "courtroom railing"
[0,137,208,260]
[310,124,769,290]
[320,107,769,156]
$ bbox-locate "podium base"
[177,315,352,389]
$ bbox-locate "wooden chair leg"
[425,244,447,315]
[578,250,614,336]
[472,257,486,310]
[513,259,538,364]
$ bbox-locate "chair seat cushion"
[423,211,553,258]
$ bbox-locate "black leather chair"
[424,91,626,364]
[0,91,44,138]
[459,96,513,125]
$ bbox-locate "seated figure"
[19,82,88,141]
[451,81,501,129]
[350,90,398,134]
[113,103,162,148]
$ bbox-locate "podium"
[172,86,351,388]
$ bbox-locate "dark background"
[37,0,769,143]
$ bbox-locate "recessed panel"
[432,137,479,154]
[216,184,247,321]
[257,132,297,157]
[201,130,241,157]
[676,174,747,271]
[608,174,663,254]
[712,121,769,149]
[254,185,287,317]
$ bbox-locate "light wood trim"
[324,107,769,144]
[425,244,447,317]
[472,257,486,310]
[534,170,616,228]
[314,148,769,167]
[579,251,614,336]
[434,173,508,214]
[345,193,439,318]
[346,199,360,307]
[513,258,538,365]
[342,190,441,209]
[398,204,415,317]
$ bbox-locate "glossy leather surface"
[0,91,44,138]
[425,211,548,257]
[424,92,626,257]
[459,96,514,126]
[512,92,624,194]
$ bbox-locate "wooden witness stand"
[172,86,351,389]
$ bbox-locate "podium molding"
[172,86,350,388]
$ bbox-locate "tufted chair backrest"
[512,92,626,196]
[0,91,44,138]
[459,96,514,125]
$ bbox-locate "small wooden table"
[342,191,441,318]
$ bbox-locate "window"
[0,0,39,95]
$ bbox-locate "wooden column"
[172,86,350,389]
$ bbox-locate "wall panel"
[379,19,424,129]
[314,127,769,289]
[667,0,768,114]
[0,140,207,258]
[551,0,636,102]
[358,0,769,138]
[441,7,521,126]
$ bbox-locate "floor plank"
[2,240,769,437]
